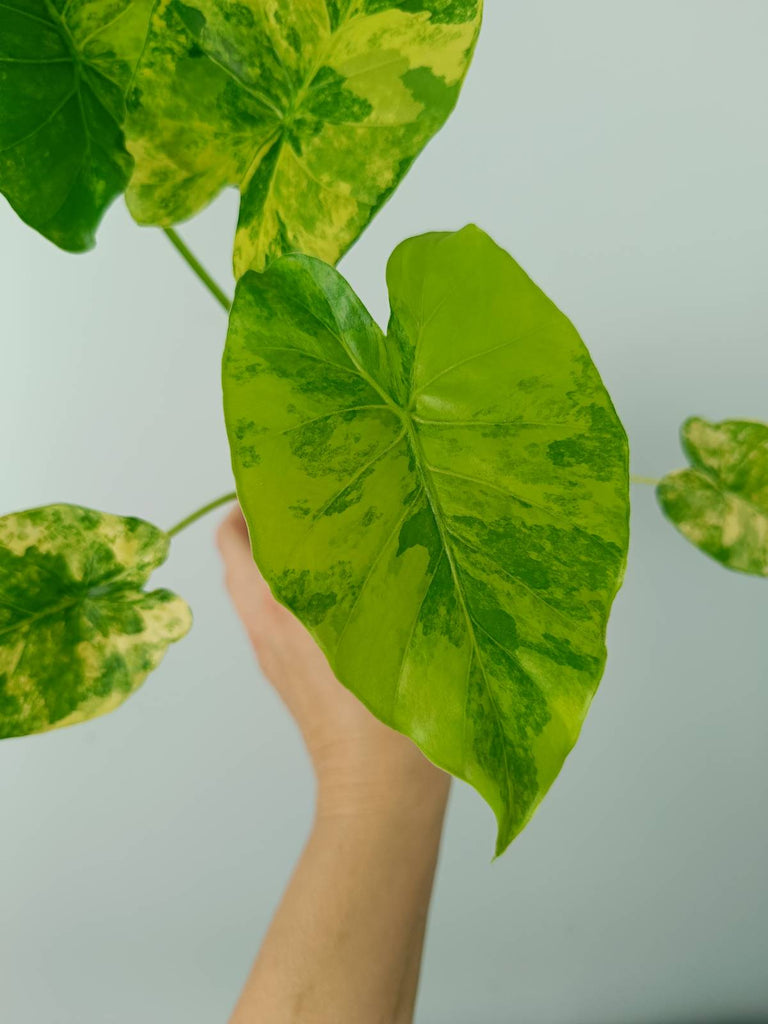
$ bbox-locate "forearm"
[230,748,450,1024]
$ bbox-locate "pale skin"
[216,504,451,1024]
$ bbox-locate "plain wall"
[1,3,766,1022]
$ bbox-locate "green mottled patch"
[657,417,768,576]
[0,0,154,250]
[124,0,482,276]
[222,225,630,856]
[0,503,192,739]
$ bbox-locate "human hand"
[216,503,449,817]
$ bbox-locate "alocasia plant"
[0,504,191,738]
[0,0,763,855]
[0,0,483,273]
[657,417,768,577]
[222,224,630,854]
[123,0,483,274]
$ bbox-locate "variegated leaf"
[0,0,153,250]
[222,225,629,855]
[657,417,768,576]
[124,0,482,276]
[0,504,192,739]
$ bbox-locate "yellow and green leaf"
[0,0,153,250]
[0,503,191,739]
[657,417,768,576]
[222,225,629,855]
[124,0,483,276]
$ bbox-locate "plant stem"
[630,475,661,486]
[162,227,232,312]
[167,491,238,538]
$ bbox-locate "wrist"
[312,732,451,822]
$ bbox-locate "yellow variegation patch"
[0,504,192,739]
[124,0,482,275]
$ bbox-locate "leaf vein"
[427,464,620,557]
[282,429,406,564]
[335,487,425,655]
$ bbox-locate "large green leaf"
[222,225,629,855]
[124,0,482,276]
[0,0,153,250]
[657,417,768,576]
[0,503,191,739]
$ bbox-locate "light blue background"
[1,3,766,1022]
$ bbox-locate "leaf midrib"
[400,412,514,814]
[0,568,147,641]
[293,284,540,826]
[0,594,82,640]
[221,3,364,229]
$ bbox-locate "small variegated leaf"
[0,503,192,739]
[0,0,153,250]
[124,0,482,276]
[222,225,629,855]
[657,417,768,576]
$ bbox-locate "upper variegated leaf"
[0,0,153,250]
[222,225,630,855]
[124,0,482,276]
[0,503,192,739]
[657,417,768,576]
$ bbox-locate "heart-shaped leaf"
[222,225,629,855]
[657,417,768,576]
[125,0,482,276]
[0,0,153,251]
[0,503,191,739]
